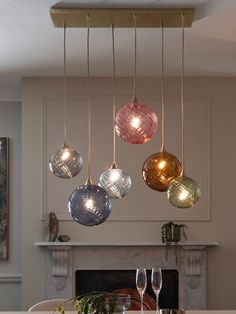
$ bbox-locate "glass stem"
[155,293,159,311]
[141,293,144,311]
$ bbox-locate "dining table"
[1,311,236,314]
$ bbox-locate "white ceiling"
[1,0,236,85]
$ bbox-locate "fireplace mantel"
[35,241,218,247]
[36,241,218,309]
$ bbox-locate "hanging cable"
[63,17,68,147]
[160,17,165,152]
[86,14,92,184]
[181,13,185,171]
[111,23,117,168]
[133,13,137,102]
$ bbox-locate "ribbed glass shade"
[49,145,83,179]
[99,168,132,199]
[167,175,201,208]
[115,102,158,144]
[68,184,112,226]
[142,151,182,192]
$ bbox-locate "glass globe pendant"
[49,143,83,179]
[115,99,158,144]
[68,183,112,226]
[115,15,158,144]
[68,16,112,226]
[99,24,132,199]
[167,15,201,209]
[99,163,132,199]
[167,175,201,208]
[49,23,83,179]
[142,150,182,192]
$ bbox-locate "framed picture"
[0,138,9,260]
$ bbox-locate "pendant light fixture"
[115,14,158,144]
[49,20,83,179]
[167,14,201,208]
[68,15,112,225]
[142,19,182,192]
[99,24,132,199]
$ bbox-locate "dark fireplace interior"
[75,269,178,309]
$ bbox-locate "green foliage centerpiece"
[55,292,130,314]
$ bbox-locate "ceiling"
[1,0,236,85]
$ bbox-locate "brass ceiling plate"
[50,8,194,28]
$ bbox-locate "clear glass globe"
[49,145,83,179]
[99,167,132,199]
[115,101,158,144]
[167,175,201,208]
[68,184,112,226]
[49,146,83,179]
[142,151,182,192]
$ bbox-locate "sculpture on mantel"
[49,212,59,242]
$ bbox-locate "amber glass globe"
[142,151,182,192]
[68,184,112,226]
[99,167,132,199]
[49,145,83,179]
[167,175,201,208]
[115,101,158,144]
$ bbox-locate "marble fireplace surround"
[35,242,217,310]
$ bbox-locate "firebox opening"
[75,269,178,309]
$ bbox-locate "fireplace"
[39,242,217,309]
[75,269,179,309]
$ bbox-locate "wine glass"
[136,268,147,311]
[151,268,162,311]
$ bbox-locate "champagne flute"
[136,268,147,311]
[151,268,162,311]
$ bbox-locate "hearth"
[75,269,179,309]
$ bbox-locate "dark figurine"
[49,212,59,242]
[58,235,71,242]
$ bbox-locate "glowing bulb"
[158,160,167,170]
[85,198,94,210]
[178,190,189,201]
[61,149,71,161]
[130,116,141,129]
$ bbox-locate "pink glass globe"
[115,101,158,144]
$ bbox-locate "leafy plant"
[161,221,187,243]
[55,292,119,314]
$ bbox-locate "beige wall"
[21,77,236,310]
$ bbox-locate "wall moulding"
[41,94,211,222]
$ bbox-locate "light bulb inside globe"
[68,184,112,226]
[167,175,201,208]
[49,145,83,179]
[115,101,158,144]
[142,151,182,192]
[99,167,132,199]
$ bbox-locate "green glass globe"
[167,175,201,208]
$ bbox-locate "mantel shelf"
[35,241,218,247]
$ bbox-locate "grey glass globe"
[167,175,201,208]
[99,168,132,199]
[68,184,112,226]
[49,145,83,179]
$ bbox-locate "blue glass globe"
[68,184,112,226]
[99,168,132,199]
[49,145,83,179]
[167,175,201,208]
